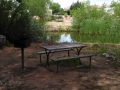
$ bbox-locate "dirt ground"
[47,15,72,31]
[0,42,120,90]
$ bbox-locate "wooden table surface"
[41,43,86,50]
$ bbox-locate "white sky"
[52,0,119,8]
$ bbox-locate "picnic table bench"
[51,54,93,72]
[37,48,71,63]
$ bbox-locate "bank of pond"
[46,32,120,44]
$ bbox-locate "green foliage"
[96,45,108,54]
[0,0,31,43]
[0,0,50,43]
[29,20,46,42]
[46,15,52,21]
[64,13,68,17]
[23,0,49,30]
[61,59,80,67]
[70,0,82,10]
[23,0,50,41]
[8,3,31,42]
[79,18,110,34]
[0,0,17,36]
[47,31,120,44]
[110,1,120,16]
[5,40,13,47]
[49,2,60,14]
[71,0,120,35]
[58,8,65,15]
[49,1,64,15]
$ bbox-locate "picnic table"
[40,43,87,66]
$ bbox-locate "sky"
[52,0,119,8]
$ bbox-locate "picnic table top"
[41,43,86,50]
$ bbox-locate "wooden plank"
[41,43,86,51]
[52,54,93,61]
[37,48,71,55]
[37,51,54,55]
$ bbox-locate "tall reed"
[71,0,120,36]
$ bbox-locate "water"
[56,34,76,43]
[46,32,120,44]
[46,32,75,43]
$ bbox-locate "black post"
[14,37,31,70]
[21,47,24,70]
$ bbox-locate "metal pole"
[21,47,24,70]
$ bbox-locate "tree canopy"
[0,0,50,43]
[70,0,82,10]
[49,1,64,15]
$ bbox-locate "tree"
[0,0,16,36]
[110,1,120,16]
[49,2,62,15]
[0,0,50,43]
[70,1,82,10]
[0,0,32,43]
[23,0,50,29]
[23,0,51,41]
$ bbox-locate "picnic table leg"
[75,47,84,65]
[45,50,50,66]
[89,56,91,67]
[56,61,59,73]
[68,50,70,56]
[39,54,41,63]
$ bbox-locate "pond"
[46,32,120,44]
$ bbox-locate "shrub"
[64,13,68,17]
[29,21,46,42]
[71,1,120,35]
[0,0,46,43]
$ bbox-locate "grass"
[5,40,14,47]
[54,59,81,67]
[27,53,36,58]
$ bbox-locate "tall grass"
[79,18,110,34]
[71,0,120,36]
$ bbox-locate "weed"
[27,53,36,58]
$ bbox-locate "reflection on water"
[57,34,76,43]
[46,36,51,41]
[47,32,120,44]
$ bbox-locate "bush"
[5,40,13,47]
[29,21,46,42]
[71,1,120,35]
[0,0,47,43]
[0,1,31,43]
[47,15,52,21]
[64,13,68,17]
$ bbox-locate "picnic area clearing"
[0,42,120,90]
